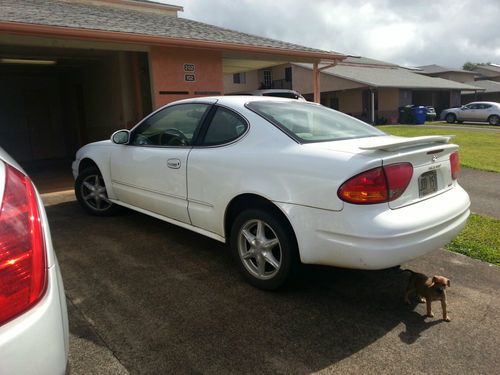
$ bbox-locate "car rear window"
[246,101,384,143]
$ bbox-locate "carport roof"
[466,80,500,93]
[0,0,343,61]
[416,64,476,75]
[294,62,484,91]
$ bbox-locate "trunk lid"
[304,135,458,209]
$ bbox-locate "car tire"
[75,167,119,216]
[488,115,500,125]
[230,209,299,290]
[445,113,456,124]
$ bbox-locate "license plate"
[418,170,438,197]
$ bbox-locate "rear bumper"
[277,185,470,269]
[0,262,68,375]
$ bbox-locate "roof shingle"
[294,62,483,91]
[0,0,334,54]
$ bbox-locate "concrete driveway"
[44,193,500,374]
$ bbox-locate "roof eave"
[0,21,344,62]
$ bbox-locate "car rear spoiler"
[360,136,454,152]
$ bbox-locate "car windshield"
[246,101,384,143]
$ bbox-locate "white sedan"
[0,149,68,374]
[72,96,470,290]
[441,101,500,125]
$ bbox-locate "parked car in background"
[227,89,305,100]
[425,106,437,121]
[440,102,500,125]
[0,149,68,374]
[73,96,470,290]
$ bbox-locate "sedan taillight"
[450,151,460,180]
[338,163,413,204]
[0,164,47,326]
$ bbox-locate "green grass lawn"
[379,125,500,173]
[445,214,500,266]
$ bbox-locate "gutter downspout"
[371,89,375,125]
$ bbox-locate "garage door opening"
[0,46,151,192]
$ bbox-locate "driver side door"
[110,102,211,223]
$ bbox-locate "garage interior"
[0,42,151,192]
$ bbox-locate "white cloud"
[163,0,500,68]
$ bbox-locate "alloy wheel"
[237,219,282,280]
[80,174,112,211]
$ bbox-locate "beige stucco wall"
[223,70,259,93]
[338,90,363,115]
[377,88,400,123]
[434,72,476,84]
[378,88,399,111]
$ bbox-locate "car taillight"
[338,163,413,204]
[450,151,460,180]
[0,164,47,326]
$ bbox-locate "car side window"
[201,107,248,146]
[130,104,210,146]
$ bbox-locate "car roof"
[466,101,500,105]
[171,95,310,107]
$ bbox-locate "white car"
[72,96,470,289]
[0,150,68,374]
[441,101,500,125]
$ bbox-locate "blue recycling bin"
[411,106,427,125]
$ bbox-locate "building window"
[263,70,272,88]
[233,72,246,84]
[285,67,292,82]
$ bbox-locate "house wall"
[149,46,224,108]
[223,70,259,93]
[337,90,363,115]
[433,72,476,84]
[377,88,400,122]
[462,92,500,104]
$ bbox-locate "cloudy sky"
[163,0,500,68]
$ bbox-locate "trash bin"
[398,105,414,124]
[411,106,427,125]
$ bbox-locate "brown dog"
[404,271,451,322]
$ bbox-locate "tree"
[463,62,477,71]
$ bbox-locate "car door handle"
[167,159,181,169]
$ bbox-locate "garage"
[0,41,151,192]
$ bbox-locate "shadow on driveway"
[46,200,500,374]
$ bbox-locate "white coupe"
[72,96,470,289]
[0,149,68,374]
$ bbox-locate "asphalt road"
[43,192,500,375]
[459,167,500,219]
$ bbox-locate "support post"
[131,53,143,124]
[313,62,320,103]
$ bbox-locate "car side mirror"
[461,106,467,110]
[111,130,130,144]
